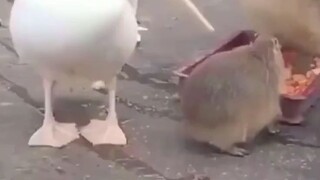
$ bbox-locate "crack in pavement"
[95,88,182,121]
[115,96,182,121]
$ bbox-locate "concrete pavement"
[1,0,320,179]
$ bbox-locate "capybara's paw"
[225,146,250,157]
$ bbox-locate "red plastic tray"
[173,30,320,124]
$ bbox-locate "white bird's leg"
[80,77,127,145]
[28,78,79,148]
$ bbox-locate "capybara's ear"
[249,35,280,62]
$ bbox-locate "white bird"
[9,0,138,147]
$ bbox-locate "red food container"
[173,30,320,124]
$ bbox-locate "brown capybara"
[180,35,286,157]
[240,0,320,56]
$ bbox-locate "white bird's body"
[10,0,137,82]
[10,0,138,147]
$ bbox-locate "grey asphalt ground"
[1,0,320,180]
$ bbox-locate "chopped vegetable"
[284,57,320,96]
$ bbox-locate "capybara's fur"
[180,35,285,156]
[240,0,320,56]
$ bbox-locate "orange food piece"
[286,85,295,95]
[297,79,308,86]
[282,59,320,96]
[292,74,306,82]
[306,70,316,78]
[285,79,295,86]
[291,86,304,94]
[285,73,312,96]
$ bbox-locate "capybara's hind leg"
[209,122,249,157]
